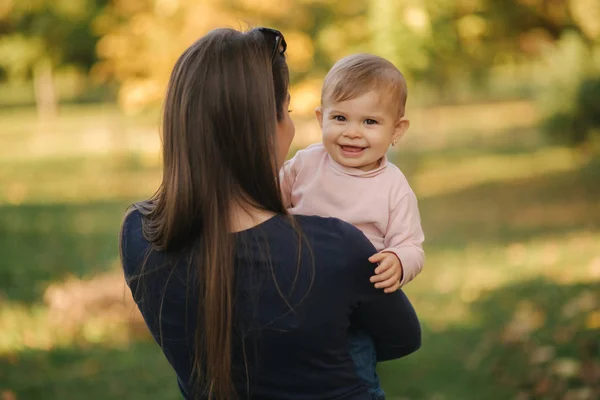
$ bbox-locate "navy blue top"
[121,210,420,400]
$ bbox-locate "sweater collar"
[327,153,389,177]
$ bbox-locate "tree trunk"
[33,57,58,121]
[368,0,405,68]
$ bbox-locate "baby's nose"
[344,127,362,138]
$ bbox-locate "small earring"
[392,139,397,146]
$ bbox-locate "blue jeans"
[349,331,385,400]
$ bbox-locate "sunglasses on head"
[257,27,287,63]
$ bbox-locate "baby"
[280,53,425,399]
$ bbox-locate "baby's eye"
[333,115,346,122]
[364,119,378,125]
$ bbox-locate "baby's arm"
[279,156,297,209]
[380,190,425,287]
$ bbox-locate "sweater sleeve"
[381,185,425,286]
[279,156,298,209]
[346,224,422,361]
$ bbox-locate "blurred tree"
[536,32,600,147]
[94,0,348,112]
[413,0,595,88]
[0,0,108,118]
[92,0,600,113]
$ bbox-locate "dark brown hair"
[126,27,290,399]
[322,53,408,117]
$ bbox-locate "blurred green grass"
[1,104,599,399]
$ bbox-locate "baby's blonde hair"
[321,53,407,118]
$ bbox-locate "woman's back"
[122,210,420,400]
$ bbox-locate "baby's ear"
[315,107,323,128]
[393,119,410,143]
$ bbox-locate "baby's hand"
[368,252,403,293]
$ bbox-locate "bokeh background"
[1,0,600,399]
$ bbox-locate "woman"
[120,27,421,400]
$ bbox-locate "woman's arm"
[348,227,421,361]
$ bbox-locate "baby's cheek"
[323,125,340,137]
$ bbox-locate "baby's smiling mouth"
[339,145,366,152]
[339,144,368,158]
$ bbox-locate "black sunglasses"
[257,27,287,63]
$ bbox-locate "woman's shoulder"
[287,215,377,294]
[120,206,151,276]
[121,207,146,247]
[122,206,143,229]
[291,215,377,259]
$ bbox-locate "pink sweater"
[280,143,425,286]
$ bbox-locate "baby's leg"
[348,330,386,400]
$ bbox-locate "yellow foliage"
[129,12,154,36]
[119,79,163,114]
[53,0,89,19]
[585,311,600,330]
[154,0,181,16]
[238,0,294,18]
[0,0,14,19]
[404,6,431,35]
[317,24,350,61]
[285,31,315,73]
[569,0,600,39]
[457,14,487,40]
[96,33,130,60]
[290,78,322,114]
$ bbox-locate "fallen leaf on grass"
[580,359,600,385]
[530,346,555,364]
[533,377,552,396]
[552,358,580,378]
[585,311,600,329]
[514,392,529,400]
[501,301,545,343]
[563,388,594,400]
[1,391,16,400]
[562,291,597,319]
[554,326,577,343]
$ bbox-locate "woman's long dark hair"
[125,28,290,399]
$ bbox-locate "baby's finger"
[374,260,392,275]
[368,253,386,263]
[374,268,400,286]
[370,267,395,283]
[384,282,400,293]
[375,276,399,289]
